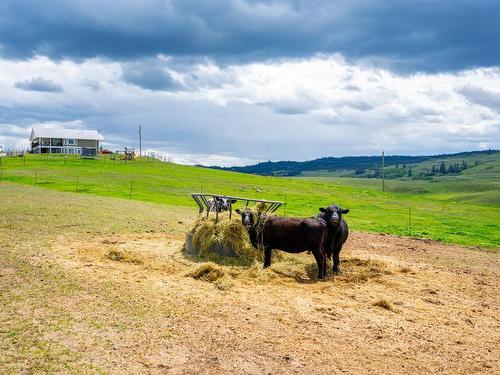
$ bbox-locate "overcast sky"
[0,0,499,166]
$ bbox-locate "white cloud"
[0,55,499,165]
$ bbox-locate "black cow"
[235,208,328,279]
[208,197,237,212]
[317,205,349,274]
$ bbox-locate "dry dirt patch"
[37,231,500,374]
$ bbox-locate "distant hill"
[211,150,499,177]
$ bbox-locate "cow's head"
[318,204,349,224]
[235,208,256,229]
[217,197,237,211]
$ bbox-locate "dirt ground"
[36,230,500,374]
[0,184,498,374]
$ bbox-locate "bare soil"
[33,230,500,374]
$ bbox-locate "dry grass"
[186,263,236,290]
[213,275,235,291]
[186,262,227,282]
[189,215,259,263]
[106,248,144,264]
[400,266,416,274]
[372,299,395,311]
[336,257,392,283]
[254,201,269,213]
[187,203,274,264]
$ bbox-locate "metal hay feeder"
[190,193,283,222]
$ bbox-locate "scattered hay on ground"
[239,264,280,284]
[186,262,227,282]
[399,266,416,274]
[213,274,235,290]
[372,299,394,311]
[105,248,144,264]
[337,257,392,283]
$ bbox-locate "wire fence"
[4,153,494,249]
[0,154,423,239]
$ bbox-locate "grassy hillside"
[0,154,498,248]
[302,151,500,206]
[318,150,500,181]
[218,150,498,176]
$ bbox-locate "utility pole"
[138,124,142,161]
[382,151,385,192]
[408,202,412,237]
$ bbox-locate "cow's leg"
[332,246,342,275]
[312,249,325,279]
[321,250,327,277]
[263,247,272,268]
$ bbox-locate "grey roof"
[30,127,104,141]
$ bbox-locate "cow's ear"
[342,209,350,214]
[235,209,241,214]
[319,207,326,213]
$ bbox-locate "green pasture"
[0,154,498,248]
[301,151,500,207]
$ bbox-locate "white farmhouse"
[30,128,104,157]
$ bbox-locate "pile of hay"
[187,213,260,263]
[186,262,226,282]
[186,262,236,290]
[106,248,144,264]
[254,201,269,213]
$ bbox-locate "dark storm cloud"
[14,77,63,92]
[340,100,374,112]
[1,0,499,72]
[122,59,183,91]
[343,85,361,92]
[457,85,500,113]
[260,97,317,115]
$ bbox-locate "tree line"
[421,160,472,176]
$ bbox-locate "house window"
[66,139,76,145]
[51,138,63,146]
[65,148,78,154]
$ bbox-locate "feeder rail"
[190,193,284,222]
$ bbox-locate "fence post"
[129,180,133,199]
[408,202,412,237]
[76,176,79,192]
[382,151,385,192]
[284,193,287,216]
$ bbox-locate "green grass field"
[0,154,498,248]
[301,151,500,206]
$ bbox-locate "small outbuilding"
[30,127,104,157]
